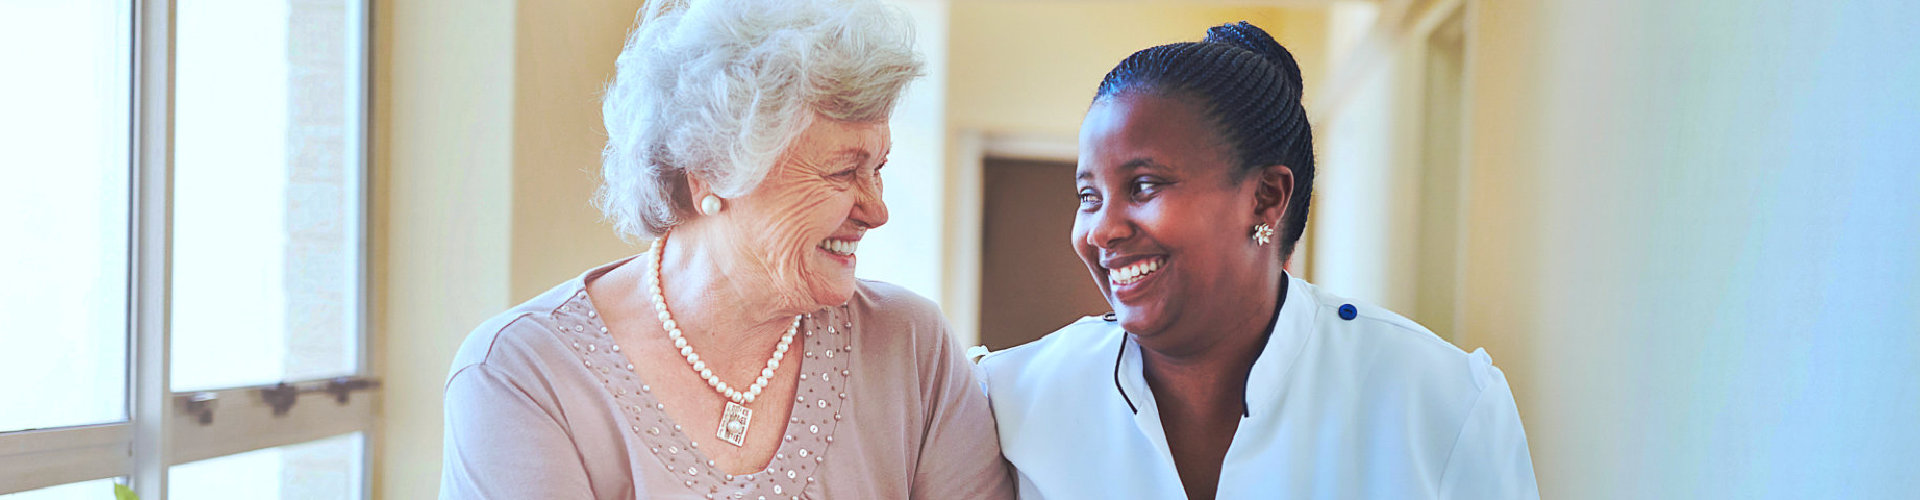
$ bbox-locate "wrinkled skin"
[587,114,891,473]
[683,115,891,316]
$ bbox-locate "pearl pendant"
[646,232,802,447]
[717,401,753,446]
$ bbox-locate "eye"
[1132,177,1164,196]
[1077,187,1101,211]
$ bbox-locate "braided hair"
[1095,21,1315,259]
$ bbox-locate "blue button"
[1338,304,1357,320]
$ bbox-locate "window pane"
[171,0,363,391]
[0,478,125,500]
[0,0,133,433]
[169,432,364,500]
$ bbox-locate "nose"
[1082,201,1131,250]
[850,172,888,229]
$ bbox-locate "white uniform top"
[980,275,1538,499]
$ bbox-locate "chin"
[807,277,858,308]
[1112,303,1170,337]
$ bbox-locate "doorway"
[977,157,1112,350]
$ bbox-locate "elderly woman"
[439,1,1015,498]
[981,22,1538,499]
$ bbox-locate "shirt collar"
[1243,273,1315,419]
[1110,273,1314,419]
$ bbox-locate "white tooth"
[847,241,857,253]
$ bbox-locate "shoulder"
[979,314,1119,388]
[1295,279,1502,396]
[851,279,943,319]
[446,280,583,386]
[848,279,956,345]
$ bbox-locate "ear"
[1252,164,1294,225]
[685,173,713,202]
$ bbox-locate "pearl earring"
[1252,223,1274,246]
[700,195,724,215]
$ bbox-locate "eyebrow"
[1076,157,1169,181]
[824,148,873,168]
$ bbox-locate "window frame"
[0,0,376,497]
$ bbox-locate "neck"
[1138,270,1287,413]
[655,225,808,351]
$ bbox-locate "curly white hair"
[595,0,925,239]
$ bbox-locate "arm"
[439,363,595,499]
[1437,365,1540,499]
[910,323,1018,500]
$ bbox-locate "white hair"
[595,0,925,240]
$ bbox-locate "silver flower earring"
[700,195,724,215]
[1252,223,1274,246]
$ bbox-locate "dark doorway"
[979,157,1112,350]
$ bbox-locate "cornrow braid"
[1094,21,1316,259]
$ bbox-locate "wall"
[948,2,1325,140]
[850,0,951,307]
[1319,0,1920,497]
[370,0,516,498]
[507,0,650,302]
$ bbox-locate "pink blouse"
[440,258,1016,499]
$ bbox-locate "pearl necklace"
[647,235,800,406]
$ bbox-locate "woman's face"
[722,116,891,310]
[1073,93,1276,346]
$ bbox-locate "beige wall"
[372,0,640,498]
[508,0,649,302]
[371,0,514,498]
[949,2,1326,139]
[1316,0,1920,497]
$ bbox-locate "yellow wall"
[948,2,1326,139]
[371,0,514,498]
[372,1,640,498]
[509,0,648,301]
[1312,0,1920,497]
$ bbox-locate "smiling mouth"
[817,238,859,257]
[1107,256,1166,286]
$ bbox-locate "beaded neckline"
[553,285,858,500]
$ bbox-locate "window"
[0,0,133,436]
[0,1,374,498]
